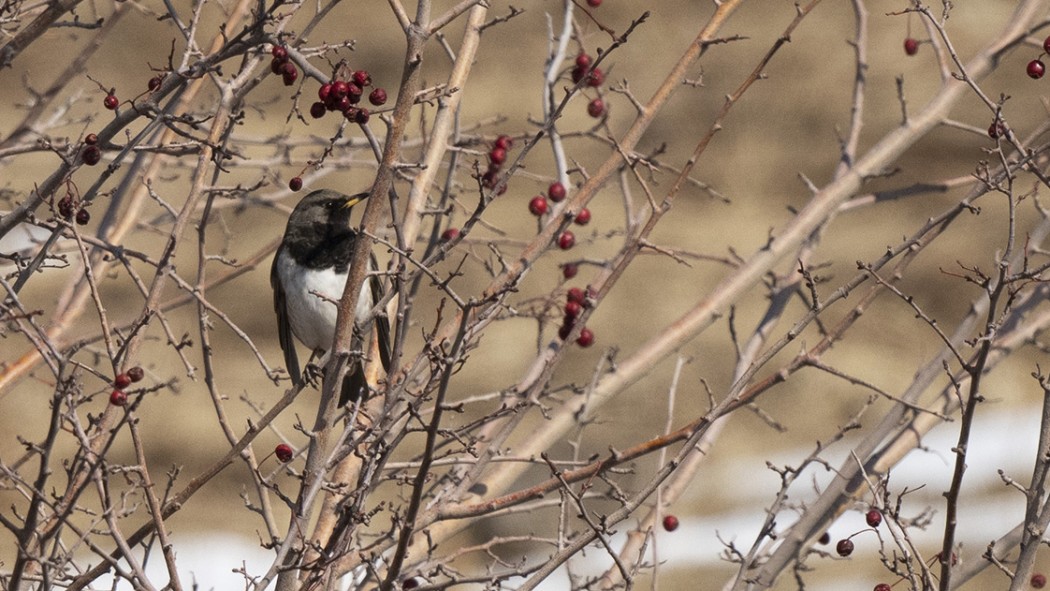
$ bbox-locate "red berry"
[567,287,585,304]
[84,133,98,145]
[114,374,132,389]
[574,208,591,225]
[558,231,576,250]
[318,83,333,102]
[346,83,363,103]
[482,169,500,190]
[307,102,325,119]
[903,38,919,56]
[818,532,830,545]
[1033,573,1047,589]
[354,108,370,124]
[575,53,592,69]
[494,135,513,150]
[271,45,288,60]
[336,96,353,112]
[127,366,144,382]
[57,196,75,219]
[289,177,303,191]
[1028,59,1046,79]
[281,63,298,86]
[562,263,578,279]
[81,145,102,166]
[565,300,582,318]
[270,57,285,74]
[489,146,507,165]
[148,76,163,91]
[587,98,605,118]
[1044,37,1050,55]
[576,327,594,347]
[874,585,891,591]
[352,70,372,87]
[369,87,388,106]
[587,0,601,6]
[103,94,118,110]
[75,208,90,225]
[571,65,586,84]
[865,508,882,527]
[528,195,548,216]
[402,578,421,590]
[586,67,604,87]
[109,390,127,406]
[441,227,460,242]
[558,319,575,340]
[548,182,566,202]
[835,538,854,557]
[275,443,294,462]
[988,121,1005,139]
[662,514,679,531]
[332,80,350,99]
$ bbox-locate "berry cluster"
[56,184,91,225]
[109,366,144,407]
[528,181,590,250]
[572,52,606,118]
[1026,37,1050,79]
[283,68,387,193]
[822,506,972,590]
[481,135,513,194]
[270,45,298,86]
[833,507,883,558]
[558,286,595,347]
[529,181,561,217]
[81,133,102,167]
[310,69,385,124]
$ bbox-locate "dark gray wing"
[271,248,302,385]
[340,253,393,407]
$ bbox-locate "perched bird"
[271,189,391,405]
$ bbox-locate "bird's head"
[287,189,369,233]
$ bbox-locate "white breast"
[276,251,374,352]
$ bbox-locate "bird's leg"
[302,349,326,388]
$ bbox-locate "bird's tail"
[338,362,368,407]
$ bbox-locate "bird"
[271,189,391,406]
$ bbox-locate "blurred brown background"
[1,0,1047,588]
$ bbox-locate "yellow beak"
[343,192,369,209]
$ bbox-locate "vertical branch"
[1008,372,1050,590]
